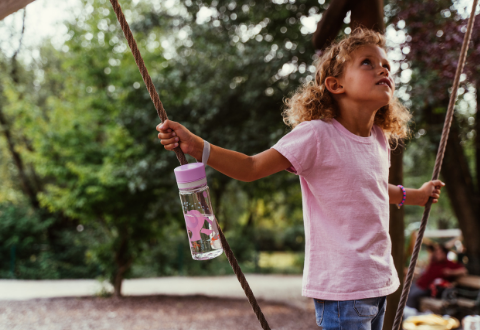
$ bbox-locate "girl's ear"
[325,77,344,95]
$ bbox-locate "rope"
[392,2,478,329]
[108,0,186,165]
[108,1,271,328]
[216,221,271,329]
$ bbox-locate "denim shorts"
[314,296,387,329]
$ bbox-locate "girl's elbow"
[242,157,262,182]
[241,172,260,182]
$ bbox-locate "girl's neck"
[335,103,378,137]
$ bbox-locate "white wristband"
[202,140,211,166]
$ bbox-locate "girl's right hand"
[156,120,203,160]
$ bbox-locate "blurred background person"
[406,243,467,310]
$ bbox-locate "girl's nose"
[379,66,389,77]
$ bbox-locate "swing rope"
[108,0,271,329]
[392,1,478,329]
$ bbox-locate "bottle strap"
[202,140,211,167]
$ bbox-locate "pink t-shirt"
[272,118,400,301]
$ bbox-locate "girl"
[156,28,444,329]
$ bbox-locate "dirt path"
[0,295,318,330]
[0,275,308,310]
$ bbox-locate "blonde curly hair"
[283,28,411,144]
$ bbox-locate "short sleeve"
[271,121,319,176]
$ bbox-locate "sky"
[0,0,81,60]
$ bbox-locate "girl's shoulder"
[290,119,333,141]
[293,119,332,131]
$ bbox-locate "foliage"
[0,203,99,279]
[1,0,330,285]
[384,0,479,230]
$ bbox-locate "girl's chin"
[377,93,392,104]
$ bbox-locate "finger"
[157,120,173,132]
[431,193,440,199]
[164,142,179,151]
[159,130,176,137]
[432,199,438,203]
[158,119,182,131]
[158,132,176,139]
[160,137,179,146]
[431,180,445,187]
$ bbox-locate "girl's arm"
[157,120,292,182]
[388,181,445,206]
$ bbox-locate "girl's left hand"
[419,180,445,206]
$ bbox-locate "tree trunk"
[384,146,405,330]
[113,271,123,298]
[441,119,480,274]
[350,0,384,33]
[113,234,132,298]
[422,96,480,275]
[312,0,384,50]
[0,0,34,20]
[476,81,480,194]
[312,0,350,50]
[113,260,131,298]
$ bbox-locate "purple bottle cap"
[174,163,207,190]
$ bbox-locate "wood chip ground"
[0,295,318,330]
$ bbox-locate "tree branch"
[0,107,39,209]
[0,10,39,209]
[312,0,351,51]
[312,0,384,51]
[11,9,26,84]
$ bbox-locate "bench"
[419,275,480,315]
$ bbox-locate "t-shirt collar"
[331,118,376,144]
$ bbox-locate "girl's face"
[340,44,394,109]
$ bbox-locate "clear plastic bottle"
[473,315,480,329]
[174,163,223,260]
[463,315,480,330]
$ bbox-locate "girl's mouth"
[376,78,392,89]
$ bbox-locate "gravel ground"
[0,295,318,330]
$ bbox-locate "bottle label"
[184,210,219,244]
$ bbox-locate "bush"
[0,203,100,279]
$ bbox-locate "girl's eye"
[383,64,391,71]
[362,59,372,66]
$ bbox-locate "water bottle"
[174,163,223,260]
[463,315,480,330]
[473,315,480,329]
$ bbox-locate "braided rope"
[216,223,271,329]
[108,0,187,165]
[392,2,478,329]
[108,0,271,328]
